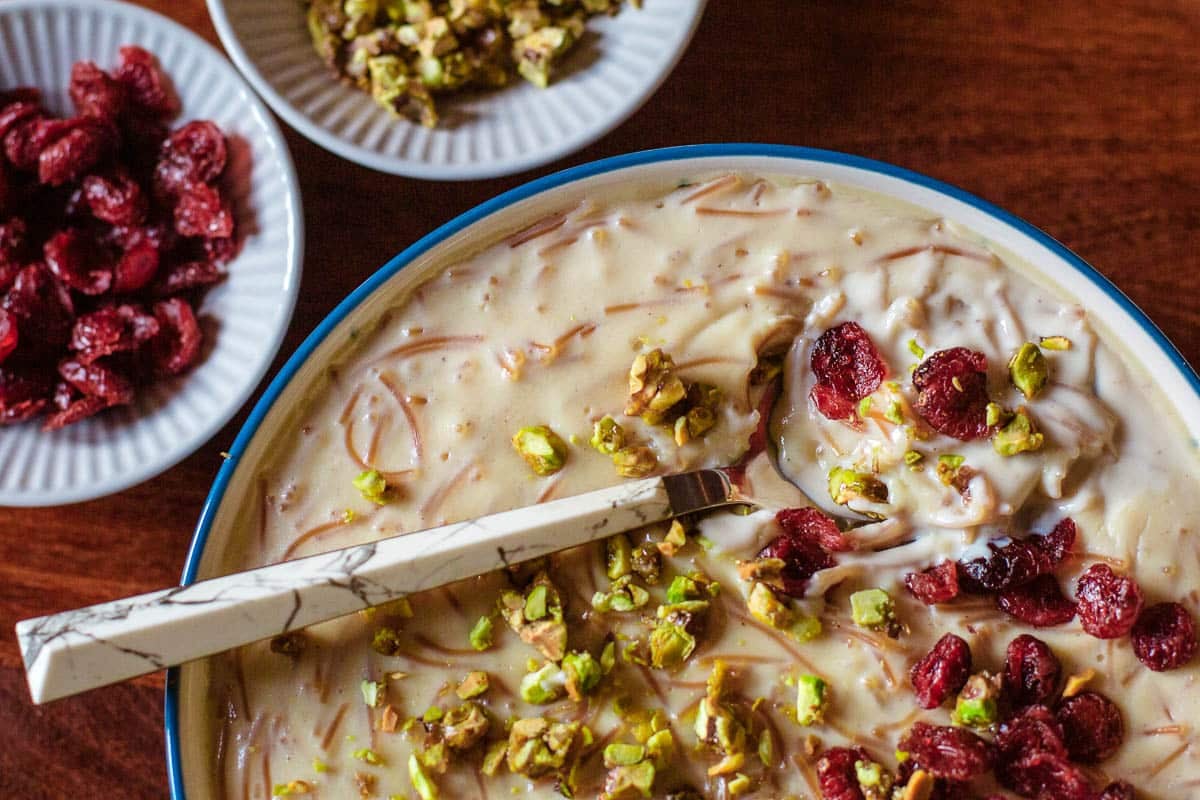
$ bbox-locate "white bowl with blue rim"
[0,0,302,506]
[166,144,1200,797]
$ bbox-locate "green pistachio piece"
[353,747,383,765]
[854,759,894,798]
[795,674,828,726]
[606,533,633,580]
[506,718,579,778]
[442,701,489,750]
[953,672,1001,728]
[422,705,443,723]
[562,650,603,698]
[354,468,391,504]
[850,588,895,631]
[601,760,656,800]
[272,780,313,796]
[456,670,489,699]
[603,743,647,767]
[372,626,402,656]
[1039,335,1072,351]
[903,450,924,467]
[907,338,926,359]
[468,615,493,651]
[613,445,657,478]
[524,584,549,621]
[514,26,573,88]
[828,466,889,506]
[591,416,626,455]
[884,400,904,425]
[747,581,793,630]
[986,401,1007,428]
[666,574,703,604]
[592,575,651,613]
[645,729,674,767]
[408,753,439,800]
[631,541,662,584]
[858,396,873,418]
[727,773,752,796]
[993,407,1044,456]
[512,425,568,476]
[601,640,617,673]
[519,662,565,704]
[1009,342,1048,399]
[360,679,384,708]
[649,621,695,669]
[625,349,686,424]
[935,454,966,486]
[481,739,507,776]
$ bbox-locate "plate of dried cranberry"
[0,0,301,506]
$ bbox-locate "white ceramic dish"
[205,0,707,179]
[166,145,1200,797]
[0,0,302,506]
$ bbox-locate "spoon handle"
[17,470,733,704]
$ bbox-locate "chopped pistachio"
[657,519,688,556]
[506,717,580,778]
[481,740,507,776]
[372,626,403,656]
[360,679,385,708]
[625,349,686,424]
[352,747,383,766]
[727,773,752,796]
[524,584,549,621]
[1009,342,1048,399]
[907,338,926,359]
[903,450,924,467]
[985,401,1007,428]
[468,615,494,651]
[600,640,617,674]
[512,425,568,475]
[500,573,567,660]
[456,670,489,699]
[514,26,573,89]
[604,743,647,767]
[849,588,895,631]
[1039,335,1072,351]
[562,650,604,699]
[953,672,1000,728]
[600,759,656,800]
[681,383,721,441]
[853,758,894,800]
[613,445,657,478]
[631,542,662,584]
[408,753,439,800]
[858,396,873,418]
[828,466,889,506]
[666,574,712,603]
[795,674,828,726]
[649,621,696,669]
[353,468,391,505]
[591,416,626,455]
[935,454,966,486]
[1062,668,1097,698]
[592,574,651,612]
[993,407,1044,456]
[519,661,566,704]
[884,400,904,425]
[606,533,633,580]
[311,758,328,774]
[422,705,443,723]
[645,729,674,767]
[272,781,313,796]
[442,701,489,750]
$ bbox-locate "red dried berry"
[1056,690,1124,763]
[1007,751,1093,800]
[1075,563,1144,640]
[43,229,112,295]
[0,217,28,286]
[4,114,50,171]
[203,235,238,265]
[173,182,233,239]
[153,259,224,297]
[0,366,52,424]
[1131,602,1198,672]
[42,393,107,431]
[0,100,41,143]
[150,297,203,376]
[0,309,17,364]
[995,705,1070,797]
[959,518,1076,593]
[69,61,127,120]
[113,239,161,293]
[809,321,887,421]
[757,530,835,598]
[997,574,1077,627]
[912,347,993,440]
[114,46,179,119]
[70,305,160,364]
[816,745,870,800]
[82,169,147,226]
[1002,634,1062,709]
[904,561,961,605]
[1096,780,1135,800]
[37,117,117,186]
[776,506,852,552]
[1,264,75,354]
[154,120,227,197]
[910,633,972,709]
[59,359,134,405]
[897,722,995,782]
[0,88,41,109]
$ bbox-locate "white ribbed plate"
[207,0,706,179]
[0,0,302,506]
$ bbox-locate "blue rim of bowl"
[164,143,1200,797]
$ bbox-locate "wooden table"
[2,1,1198,796]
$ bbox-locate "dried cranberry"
[70,305,159,363]
[757,529,835,597]
[1006,751,1093,800]
[0,217,28,285]
[1075,563,1144,639]
[1131,602,1198,672]
[1096,780,1135,800]
[154,120,227,197]
[105,219,175,253]
[816,745,870,800]
[912,347,992,440]
[1,264,75,354]
[897,722,995,782]
[959,518,1076,593]
[150,297,203,375]
[904,561,961,605]
[910,633,972,709]
[203,235,238,265]
[114,46,178,119]
[0,88,41,109]
[42,393,107,430]
[0,101,42,144]
[81,169,147,226]
[1002,634,1062,709]
[808,321,887,421]
[0,309,17,364]
[113,239,161,293]
[173,182,233,239]
[0,366,51,424]
[1056,690,1124,763]
[59,358,134,405]
[37,117,117,186]
[995,705,1070,796]
[152,259,224,297]
[69,61,126,120]
[43,229,112,295]
[997,574,1077,627]
[4,114,50,171]
[776,506,852,552]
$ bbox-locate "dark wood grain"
[1,1,1198,796]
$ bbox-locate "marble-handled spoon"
[16,469,739,705]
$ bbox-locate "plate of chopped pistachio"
[206,0,706,178]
